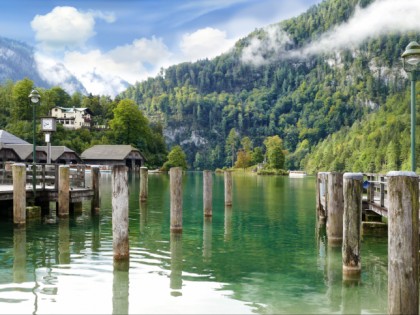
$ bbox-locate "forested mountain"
[120,0,418,172]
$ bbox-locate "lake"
[0,171,388,314]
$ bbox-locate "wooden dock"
[317,172,392,219]
[0,163,95,212]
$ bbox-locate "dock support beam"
[326,172,343,246]
[13,163,26,226]
[112,165,129,261]
[58,165,70,217]
[140,167,148,201]
[342,172,363,282]
[203,170,212,217]
[170,167,183,233]
[224,170,232,206]
[91,166,100,214]
[387,171,418,315]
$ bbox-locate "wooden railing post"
[13,163,26,226]
[342,172,363,282]
[326,172,343,246]
[380,175,385,207]
[58,165,70,217]
[387,171,419,314]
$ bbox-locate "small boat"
[289,170,307,178]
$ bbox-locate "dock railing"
[0,162,86,191]
[317,172,392,218]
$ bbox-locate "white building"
[50,106,93,130]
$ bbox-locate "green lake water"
[0,172,388,314]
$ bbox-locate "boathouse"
[0,130,82,164]
[81,145,146,170]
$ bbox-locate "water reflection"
[203,217,212,262]
[140,201,148,233]
[224,206,232,242]
[58,218,70,264]
[113,260,129,315]
[13,227,26,283]
[170,232,182,296]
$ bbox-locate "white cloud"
[179,27,236,61]
[60,37,173,96]
[297,0,420,57]
[241,25,292,65]
[30,6,114,51]
[240,0,420,65]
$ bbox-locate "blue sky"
[0,0,322,95]
[1,0,419,96]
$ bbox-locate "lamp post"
[402,41,420,172]
[29,89,40,198]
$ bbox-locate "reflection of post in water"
[113,260,129,315]
[13,227,26,283]
[170,232,183,296]
[326,245,342,313]
[342,281,361,315]
[224,206,232,242]
[203,217,212,262]
[58,218,70,264]
[140,201,148,233]
[315,220,326,272]
[91,214,101,252]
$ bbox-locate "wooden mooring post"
[316,172,329,223]
[387,171,418,315]
[140,166,148,201]
[91,166,100,213]
[342,172,363,282]
[203,170,212,217]
[12,163,26,226]
[112,165,129,261]
[58,165,70,217]
[326,172,343,246]
[170,167,183,233]
[224,170,232,206]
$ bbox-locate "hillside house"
[50,106,93,129]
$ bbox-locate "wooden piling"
[140,167,148,201]
[91,166,100,213]
[326,172,343,246]
[387,171,419,315]
[342,172,363,282]
[170,167,183,232]
[12,163,26,226]
[203,170,212,217]
[224,170,232,206]
[58,165,70,217]
[112,165,129,260]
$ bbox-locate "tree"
[251,147,264,164]
[162,145,188,170]
[225,128,239,167]
[264,135,285,169]
[234,149,251,169]
[109,99,151,148]
[11,78,35,121]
